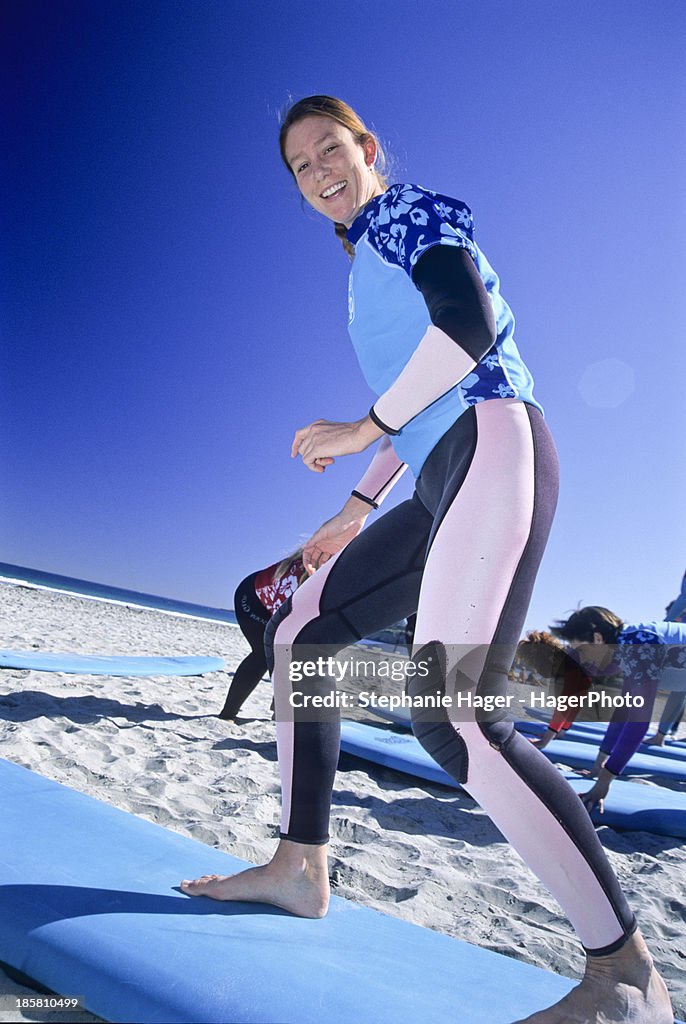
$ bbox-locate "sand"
[1,579,685,1023]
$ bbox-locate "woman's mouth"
[320,180,347,201]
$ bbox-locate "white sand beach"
[1,579,685,1022]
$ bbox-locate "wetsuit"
[220,558,304,719]
[548,660,594,734]
[597,621,686,775]
[267,183,637,955]
[665,570,686,623]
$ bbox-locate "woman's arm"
[350,434,407,508]
[301,437,407,573]
[371,247,497,434]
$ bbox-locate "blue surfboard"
[525,706,686,749]
[0,757,603,1024]
[369,705,686,773]
[340,720,686,838]
[0,650,225,676]
[516,717,686,764]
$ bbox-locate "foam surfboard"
[340,720,686,839]
[538,738,686,780]
[525,707,686,748]
[0,650,225,676]
[369,705,686,768]
[516,718,686,764]
[0,758,596,1024]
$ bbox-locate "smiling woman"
[180,95,674,1024]
[279,95,389,257]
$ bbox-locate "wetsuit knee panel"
[408,641,469,784]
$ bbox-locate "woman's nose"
[314,159,329,181]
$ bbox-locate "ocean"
[0,562,238,625]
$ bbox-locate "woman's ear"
[592,631,604,644]
[363,134,377,168]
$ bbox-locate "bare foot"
[510,930,672,1023]
[643,732,666,747]
[180,839,330,919]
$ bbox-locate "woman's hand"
[292,416,383,473]
[302,496,372,574]
[579,767,613,815]
[528,727,556,749]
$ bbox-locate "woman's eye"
[296,162,309,174]
[324,145,338,154]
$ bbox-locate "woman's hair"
[274,548,308,587]
[279,95,389,258]
[550,606,624,644]
[516,631,573,681]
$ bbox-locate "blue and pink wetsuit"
[266,184,637,955]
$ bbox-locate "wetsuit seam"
[370,465,407,504]
[496,740,634,943]
[425,409,478,554]
[478,406,632,942]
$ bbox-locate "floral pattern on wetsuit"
[361,184,478,270]
[615,626,686,684]
[254,559,304,615]
[353,184,516,407]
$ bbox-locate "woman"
[182,97,671,1023]
[516,631,594,748]
[219,552,306,720]
[551,606,686,816]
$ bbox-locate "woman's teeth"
[321,181,347,198]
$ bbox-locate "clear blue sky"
[3,0,685,631]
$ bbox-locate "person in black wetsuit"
[219,553,306,720]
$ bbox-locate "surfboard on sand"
[0,756,596,1024]
[340,720,686,839]
[0,650,224,676]
[369,704,686,771]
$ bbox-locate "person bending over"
[516,631,593,748]
[550,606,686,816]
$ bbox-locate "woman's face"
[568,636,614,675]
[284,114,384,228]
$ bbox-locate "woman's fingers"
[580,790,604,815]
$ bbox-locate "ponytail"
[334,221,356,259]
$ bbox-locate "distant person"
[219,552,307,720]
[643,691,686,747]
[664,569,686,623]
[550,606,686,814]
[516,631,593,748]
[182,95,671,1023]
[644,572,686,743]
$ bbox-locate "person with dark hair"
[182,97,672,1023]
[516,631,594,748]
[550,606,686,813]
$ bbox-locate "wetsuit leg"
[658,691,686,734]
[407,399,636,955]
[267,496,430,844]
[220,574,270,719]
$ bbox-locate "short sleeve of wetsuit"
[615,628,664,684]
[366,184,478,276]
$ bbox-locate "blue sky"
[3,0,685,631]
